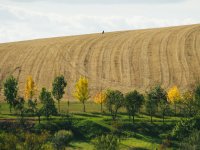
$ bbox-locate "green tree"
[27,99,42,123]
[14,97,26,124]
[125,90,144,123]
[155,86,168,123]
[39,88,57,119]
[52,75,67,113]
[105,90,124,120]
[146,85,168,123]
[145,91,158,123]
[3,76,18,113]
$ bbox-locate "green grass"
[0,101,180,150]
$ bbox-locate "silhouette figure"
[102,30,104,34]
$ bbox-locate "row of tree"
[2,75,200,124]
[96,85,200,123]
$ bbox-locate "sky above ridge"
[0,0,199,43]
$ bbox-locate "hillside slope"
[0,24,200,98]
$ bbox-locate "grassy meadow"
[0,101,180,150]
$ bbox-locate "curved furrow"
[120,32,141,87]
[172,26,195,87]
[32,46,50,87]
[0,24,200,97]
[175,26,196,89]
[193,27,200,66]
[0,44,15,69]
[128,30,148,88]
[164,27,186,88]
[59,37,88,80]
[112,32,133,84]
[0,44,22,71]
[109,32,130,84]
[148,27,181,89]
[75,36,101,78]
[136,30,158,89]
[82,35,108,90]
[144,29,161,88]
[55,42,73,77]
[38,45,61,88]
[176,27,192,89]
[89,32,139,92]
[159,29,174,89]
[25,47,44,76]
[195,28,200,68]
[101,33,125,82]
[61,37,90,83]
[70,35,99,80]
[93,32,120,90]
[140,29,165,90]
[78,35,104,78]
[12,45,37,87]
[47,44,64,82]
[184,26,200,85]
[4,44,35,82]
[16,45,38,73]
[179,26,198,87]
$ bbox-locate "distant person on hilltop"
[102,30,104,34]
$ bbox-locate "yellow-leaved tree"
[94,91,106,113]
[73,76,90,112]
[24,76,37,100]
[167,86,181,115]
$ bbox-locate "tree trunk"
[9,105,12,113]
[163,112,164,124]
[58,100,60,113]
[67,100,70,114]
[150,113,153,123]
[83,102,86,112]
[113,114,116,121]
[38,115,40,124]
[132,114,135,124]
[189,106,192,117]
[174,103,176,116]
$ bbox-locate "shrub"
[94,134,120,150]
[179,130,200,150]
[72,119,110,139]
[172,116,200,139]
[42,142,54,150]
[0,132,18,150]
[21,131,50,150]
[52,130,73,150]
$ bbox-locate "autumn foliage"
[94,91,106,112]
[167,86,181,104]
[73,76,90,112]
[167,86,181,115]
[24,76,37,100]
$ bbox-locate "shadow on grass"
[73,112,102,118]
[121,143,148,150]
